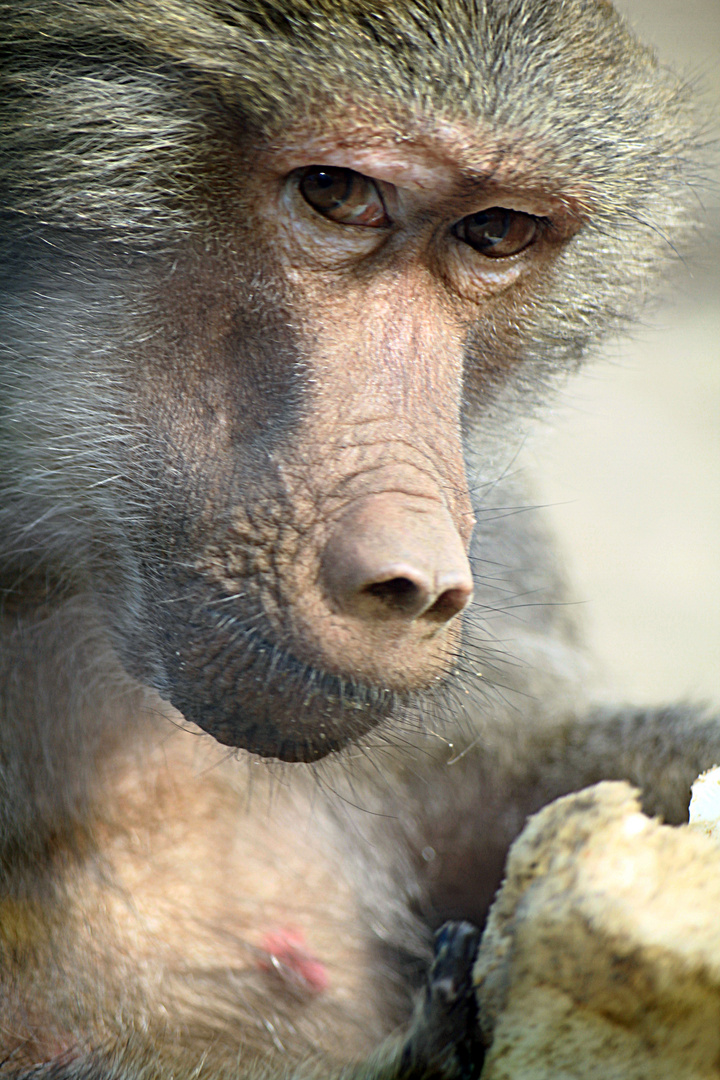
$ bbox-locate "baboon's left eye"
[452,208,539,257]
[297,167,390,227]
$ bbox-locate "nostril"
[361,574,473,622]
[362,575,428,614]
[425,585,473,622]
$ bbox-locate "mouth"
[136,563,463,762]
[146,594,404,762]
[167,635,404,762]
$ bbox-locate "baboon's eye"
[452,208,539,257]
[297,167,390,227]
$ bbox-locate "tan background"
[533,0,720,704]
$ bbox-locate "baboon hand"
[399,921,484,1079]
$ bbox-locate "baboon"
[0,0,717,1077]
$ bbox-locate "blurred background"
[531,0,720,704]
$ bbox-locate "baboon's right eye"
[297,167,390,227]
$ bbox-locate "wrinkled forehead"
[193,0,658,202]
[3,0,692,243]
[214,3,634,113]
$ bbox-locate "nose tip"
[321,495,473,626]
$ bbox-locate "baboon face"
[1,0,695,762]
[118,115,580,762]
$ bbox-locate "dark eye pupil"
[300,168,352,212]
[315,172,337,189]
[462,209,511,248]
[470,210,509,243]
